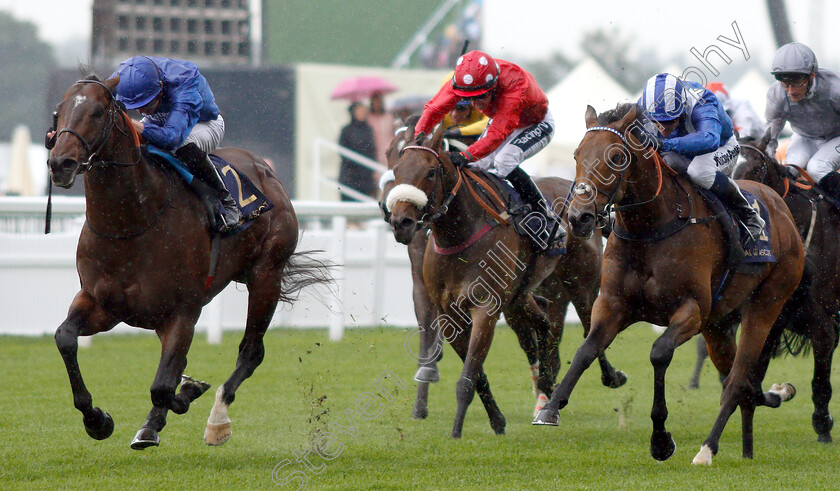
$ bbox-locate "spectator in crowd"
[338,102,377,201]
[368,92,395,167]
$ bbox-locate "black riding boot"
[505,167,566,251]
[818,172,840,203]
[176,143,242,232]
[712,172,765,246]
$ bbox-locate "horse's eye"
[92,107,105,118]
[426,169,436,180]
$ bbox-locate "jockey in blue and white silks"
[111,56,240,231]
[639,73,765,245]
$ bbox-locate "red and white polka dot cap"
[452,50,500,97]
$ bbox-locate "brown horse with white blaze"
[533,104,804,465]
[47,75,329,449]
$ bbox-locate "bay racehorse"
[47,75,329,449]
[383,118,627,420]
[533,104,804,465]
[387,123,625,438]
[729,129,840,442]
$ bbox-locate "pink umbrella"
[330,76,399,101]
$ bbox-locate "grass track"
[2,325,839,489]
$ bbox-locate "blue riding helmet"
[640,73,687,122]
[114,56,162,110]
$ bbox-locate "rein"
[739,143,814,198]
[578,126,674,225]
[739,144,819,250]
[399,145,509,226]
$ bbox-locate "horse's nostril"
[579,213,594,225]
[398,217,415,230]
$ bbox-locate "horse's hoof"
[130,426,160,450]
[692,444,714,465]
[412,404,429,420]
[490,415,506,435]
[688,380,700,390]
[204,421,232,446]
[532,408,559,426]
[603,370,628,389]
[414,366,440,383]
[770,382,796,402]
[650,432,676,461]
[813,413,833,440]
[84,409,114,440]
[181,375,211,401]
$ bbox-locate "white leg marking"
[692,444,714,465]
[204,385,232,446]
[534,392,548,418]
[207,385,230,425]
[530,361,540,397]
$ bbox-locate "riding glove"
[448,151,469,168]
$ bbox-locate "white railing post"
[372,220,387,325]
[206,295,223,344]
[312,139,322,202]
[329,214,347,341]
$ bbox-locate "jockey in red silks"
[413,50,563,250]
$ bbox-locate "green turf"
[2,325,839,489]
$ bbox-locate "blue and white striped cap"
[640,73,687,121]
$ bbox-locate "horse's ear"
[104,76,119,93]
[585,105,598,128]
[413,132,426,145]
[428,123,445,150]
[759,127,772,150]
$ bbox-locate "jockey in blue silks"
[111,56,241,232]
[639,73,765,245]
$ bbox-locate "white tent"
[731,68,772,119]
[8,125,34,196]
[528,58,632,179]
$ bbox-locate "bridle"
[738,143,771,187]
[45,78,171,239]
[398,144,509,228]
[48,79,141,169]
[739,143,813,198]
[575,125,668,226]
[399,144,462,227]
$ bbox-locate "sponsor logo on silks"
[512,121,553,147]
[713,145,740,168]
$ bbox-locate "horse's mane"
[597,102,642,125]
[404,114,421,128]
[596,102,659,149]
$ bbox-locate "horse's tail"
[278,250,337,304]
[772,256,818,358]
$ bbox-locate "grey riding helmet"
[771,42,818,76]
